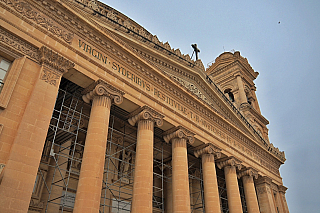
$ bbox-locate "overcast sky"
[101,0,319,212]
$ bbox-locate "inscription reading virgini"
[76,39,270,168]
[79,40,108,64]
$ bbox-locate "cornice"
[240,104,269,125]
[18,0,286,172]
[71,0,204,70]
[0,0,74,44]
[0,25,39,61]
[207,52,258,80]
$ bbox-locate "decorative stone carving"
[127,105,164,127]
[163,126,195,145]
[40,69,60,86]
[216,156,242,170]
[38,46,75,74]
[237,167,258,179]
[106,10,117,21]
[81,79,125,104]
[2,0,74,43]
[256,186,267,195]
[278,185,288,194]
[0,26,39,60]
[193,143,221,159]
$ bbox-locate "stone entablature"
[0,0,285,178]
[67,0,205,71]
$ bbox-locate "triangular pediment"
[63,0,264,138]
[44,0,284,162]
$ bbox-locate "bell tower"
[206,51,270,141]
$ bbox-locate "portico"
[0,0,289,212]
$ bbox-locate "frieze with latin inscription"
[76,38,282,174]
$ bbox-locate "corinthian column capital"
[194,143,221,159]
[216,157,242,170]
[82,79,125,104]
[128,106,164,127]
[38,46,75,74]
[237,167,258,179]
[163,126,195,145]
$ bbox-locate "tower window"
[224,89,234,102]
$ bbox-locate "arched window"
[224,89,234,102]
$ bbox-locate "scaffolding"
[30,78,238,213]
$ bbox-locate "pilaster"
[128,106,164,213]
[278,185,289,213]
[0,46,74,213]
[255,176,277,213]
[73,80,124,213]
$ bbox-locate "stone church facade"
[0,0,289,212]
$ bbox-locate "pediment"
[62,0,263,138]
[37,0,284,162]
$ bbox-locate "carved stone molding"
[193,143,221,159]
[1,0,74,43]
[82,79,125,105]
[278,185,288,194]
[255,176,272,185]
[216,156,242,170]
[0,26,39,60]
[127,105,164,127]
[256,186,272,195]
[163,126,195,145]
[237,167,258,179]
[38,46,75,74]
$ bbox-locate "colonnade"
[71,79,288,213]
[0,46,288,213]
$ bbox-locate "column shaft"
[73,95,111,213]
[165,169,173,213]
[242,175,260,213]
[172,138,191,213]
[202,154,221,213]
[131,119,154,213]
[225,166,243,213]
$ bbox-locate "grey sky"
[101,0,320,212]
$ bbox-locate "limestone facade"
[0,0,289,212]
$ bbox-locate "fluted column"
[255,177,276,213]
[194,144,221,213]
[238,168,260,213]
[164,126,195,213]
[128,106,164,213]
[217,157,243,213]
[73,80,124,213]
